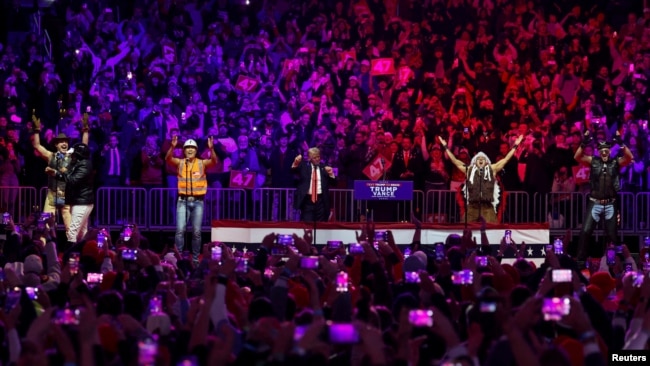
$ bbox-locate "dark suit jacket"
[292,162,336,211]
[389,147,426,190]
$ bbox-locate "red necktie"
[311,166,318,203]
[404,151,409,166]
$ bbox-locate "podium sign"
[354,180,413,200]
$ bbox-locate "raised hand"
[515,134,524,145]
[438,136,447,147]
[82,113,90,131]
[207,136,214,150]
[32,113,41,131]
[171,135,178,148]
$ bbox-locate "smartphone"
[349,243,364,255]
[327,240,343,249]
[277,234,293,246]
[177,356,199,366]
[552,269,572,283]
[374,230,388,242]
[55,308,81,325]
[606,249,616,266]
[181,112,186,120]
[211,246,222,261]
[328,323,360,344]
[87,273,103,284]
[542,297,571,321]
[37,212,52,229]
[4,287,21,311]
[86,106,92,113]
[615,245,623,254]
[633,273,644,288]
[26,287,38,300]
[69,253,80,275]
[122,249,138,261]
[97,232,106,248]
[452,270,473,285]
[293,325,309,342]
[553,239,564,255]
[475,256,488,267]
[235,258,248,273]
[149,296,163,314]
[127,71,133,80]
[405,271,421,283]
[463,127,469,133]
[624,263,633,274]
[2,212,11,225]
[123,225,134,241]
[549,45,555,53]
[336,272,349,292]
[434,242,445,261]
[480,301,497,313]
[504,230,512,245]
[408,309,434,327]
[300,256,319,269]
[138,336,158,366]
[644,236,650,247]
[629,63,635,73]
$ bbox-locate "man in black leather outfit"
[45,143,94,244]
[574,131,633,260]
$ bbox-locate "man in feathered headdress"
[438,135,524,223]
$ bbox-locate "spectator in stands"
[100,133,127,187]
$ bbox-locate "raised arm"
[81,113,90,145]
[613,132,634,167]
[491,135,524,173]
[438,136,466,172]
[575,131,593,166]
[31,114,53,160]
[165,135,181,167]
[202,136,218,168]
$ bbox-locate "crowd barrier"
[1,186,648,235]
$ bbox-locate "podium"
[354,181,414,221]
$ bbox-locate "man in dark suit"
[269,134,298,220]
[292,147,336,222]
[389,135,425,191]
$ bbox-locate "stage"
[212,221,551,265]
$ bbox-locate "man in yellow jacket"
[166,136,218,263]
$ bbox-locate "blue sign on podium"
[354,181,414,200]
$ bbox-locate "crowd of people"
[1,0,650,364]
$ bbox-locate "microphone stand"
[464,164,469,229]
[478,166,483,223]
[185,158,191,257]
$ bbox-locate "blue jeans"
[175,198,204,262]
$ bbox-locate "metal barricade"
[545,192,586,230]
[0,186,38,223]
[424,190,459,223]
[618,192,636,233]
[636,192,650,232]
[502,191,530,224]
[253,188,299,222]
[95,187,148,229]
[149,188,248,228]
[330,189,360,222]
[203,188,248,223]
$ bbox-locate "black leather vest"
[590,157,619,199]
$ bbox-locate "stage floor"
[211,221,551,265]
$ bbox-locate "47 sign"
[363,154,391,180]
[230,170,257,189]
[235,75,259,93]
[370,58,395,75]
